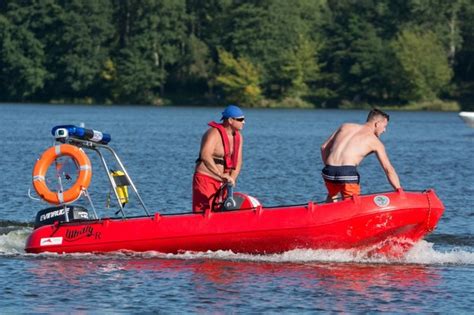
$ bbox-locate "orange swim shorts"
[323,180,360,199]
[322,165,360,200]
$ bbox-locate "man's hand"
[221,173,235,186]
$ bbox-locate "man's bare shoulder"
[367,132,384,150]
[204,127,219,136]
[340,122,362,130]
[201,127,220,143]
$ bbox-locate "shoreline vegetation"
[1,1,473,112]
[44,94,463,111]
[11,97,461,112]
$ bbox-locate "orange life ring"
[33,144,92,204]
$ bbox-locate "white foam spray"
[0,228,32,255]
[2,229,473,265]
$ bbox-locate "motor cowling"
[34,205,89,229]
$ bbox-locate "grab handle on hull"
[307,201,317,212]
[396,187,406,199]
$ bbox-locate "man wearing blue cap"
[193,105,245,212]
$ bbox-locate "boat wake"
[151,240,474,265]
[1,223,473,265]
[0,226,32,255]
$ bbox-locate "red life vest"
[208,121,241,172]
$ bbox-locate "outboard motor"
[222,192,261,211]
[34,205,89,229]
[212,184,261,211]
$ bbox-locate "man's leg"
[192,173,222,212]
[324,180,341,202]
[341,183,360,199]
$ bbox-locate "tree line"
[1,0,473,110]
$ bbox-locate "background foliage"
[1,0,473,109]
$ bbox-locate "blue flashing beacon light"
[52,125,112,144]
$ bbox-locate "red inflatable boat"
[25,126,444,256]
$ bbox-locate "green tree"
[1,0,471,107]
[171,34,215,96]
[391,29,453,101]
[215,49,262,106]
[408,0,465,66]
[0,14,46,101]
[321,0,413,104]
[3,0,114,102]
[456,0,474,82]
[185,0,231,42]
[169,0,233,98]
[219,0,328,98]
[347,19,395,101]
[56,0,115,100]
[280,35,321,98]
[6,0,66,101]
[112,0,187,104]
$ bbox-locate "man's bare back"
[322,123,378,166]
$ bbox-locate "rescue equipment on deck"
[32,144,92,204]
[111,170,129,206]
[52,125,111,144]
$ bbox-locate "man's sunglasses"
[233,117,245,122]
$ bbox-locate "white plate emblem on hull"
[40,237,63,246]
[373,195,390,207]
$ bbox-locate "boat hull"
[459,111,474,128]
[25,190,444,256]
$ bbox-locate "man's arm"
[373,139,401,190]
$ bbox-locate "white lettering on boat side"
[40,237,63,246]
[40,209,65,222]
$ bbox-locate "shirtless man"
[193,105,245,212]
[320,108,401,202]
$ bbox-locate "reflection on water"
[9,234,470,313]
[23,256,442,313]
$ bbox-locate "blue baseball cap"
[221,105,244,120]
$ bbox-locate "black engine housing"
[34,205,89,229]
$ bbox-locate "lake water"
[0,103,473,313]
